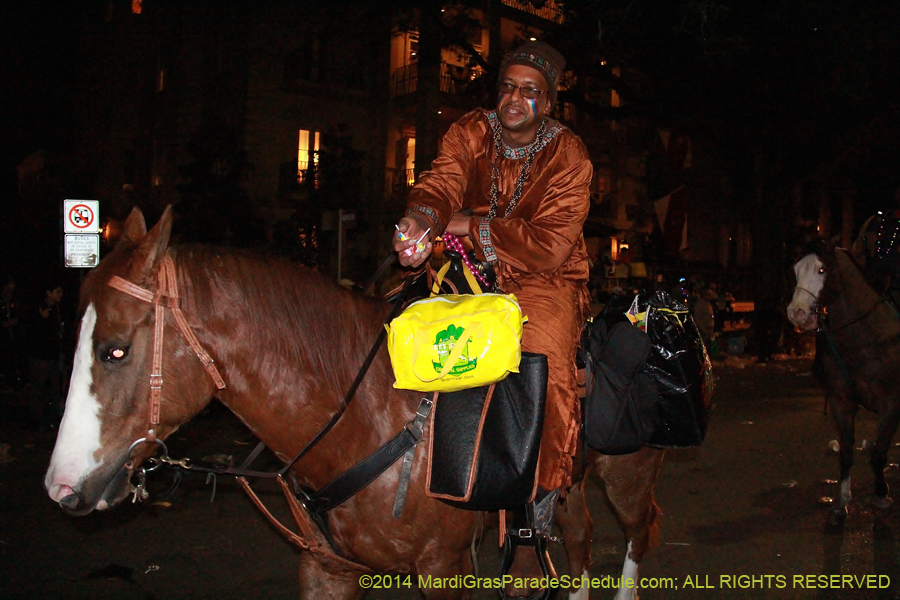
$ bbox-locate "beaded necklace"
[442,233,491,290]
[486,117,547,221]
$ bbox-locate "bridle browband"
[103,252,425,572]
[794,254,884,334]
[108,253,227,445]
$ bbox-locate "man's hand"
[444,212,473,237]
[393,216,434,268]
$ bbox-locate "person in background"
[0,274,23,391]
[754,296,783,364]
[393,41,591,590]
[26,282,66,430]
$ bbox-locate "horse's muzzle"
[787,305,817,331]
[48,461,133,516]
[50,485,101,516]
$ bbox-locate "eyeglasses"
[497,82,547,100]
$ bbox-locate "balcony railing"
[500,0,564,24]
[390,62,486,99]
[385,167,416,197]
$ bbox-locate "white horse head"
[787,252,825,331]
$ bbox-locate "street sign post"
[63,199,100,268]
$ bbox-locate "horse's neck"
[185,260,398,475]
[831,251,900,342]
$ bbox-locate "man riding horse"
[393,41,592,591]
[851,201,900,308]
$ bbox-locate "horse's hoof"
[827,506,848,526]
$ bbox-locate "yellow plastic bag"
[387,293,526,392]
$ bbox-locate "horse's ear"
[121,207,147,242]
[129,205,173,279]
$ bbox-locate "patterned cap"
[499,41,565,106]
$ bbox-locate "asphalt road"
[2,354,899,600]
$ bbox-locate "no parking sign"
[63,199,100,268]
[64,200,99,234]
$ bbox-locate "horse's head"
[787,251,826,331]
[45,207,218,515]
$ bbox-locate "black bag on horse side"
[426,352,547,511]
[580,314,659,454]
[581,313,657,454]
[602,290,713,448]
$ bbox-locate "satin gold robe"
[407,108,592,490]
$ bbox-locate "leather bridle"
[108,253,227,447]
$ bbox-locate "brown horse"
[787,243,900,524]
[44,206,663,599]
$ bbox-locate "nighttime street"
[4,350,900,600]
[3,1,900,599]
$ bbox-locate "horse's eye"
[100,346,129,363]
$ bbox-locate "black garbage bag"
[592,290,713,449]
[634,291,712,447]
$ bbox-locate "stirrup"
[499,529,556,600]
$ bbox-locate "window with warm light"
[405,138,416,185]
[298,129,320,187]
[132,0,142,14]
[408,33,419,64]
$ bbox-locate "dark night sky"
[2,1,897,210]
[0,1,83,199]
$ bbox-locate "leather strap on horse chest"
[109,253,226,441]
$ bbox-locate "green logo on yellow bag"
[432,324,477,375]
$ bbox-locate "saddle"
[416,249,547,511]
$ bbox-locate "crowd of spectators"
[0,271,77,431]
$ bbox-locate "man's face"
[496,64,550,139]
[47,287,63,305]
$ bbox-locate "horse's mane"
[817,243,878,311]
[84,241,392,398]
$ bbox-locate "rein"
[821,297,884,334]
[107,253,428,571]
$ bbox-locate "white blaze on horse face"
[787,254,824,330]
[45,303,104,504]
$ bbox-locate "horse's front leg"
[830,395,857,525]
[556,479,594,600]
[297,552,364,600]
[595,448,665,600]
[870,402,900,512]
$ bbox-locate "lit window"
[132,0,142,14]
[298,129,321,188]
[408,34,419,63]
[405,138,416,185]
